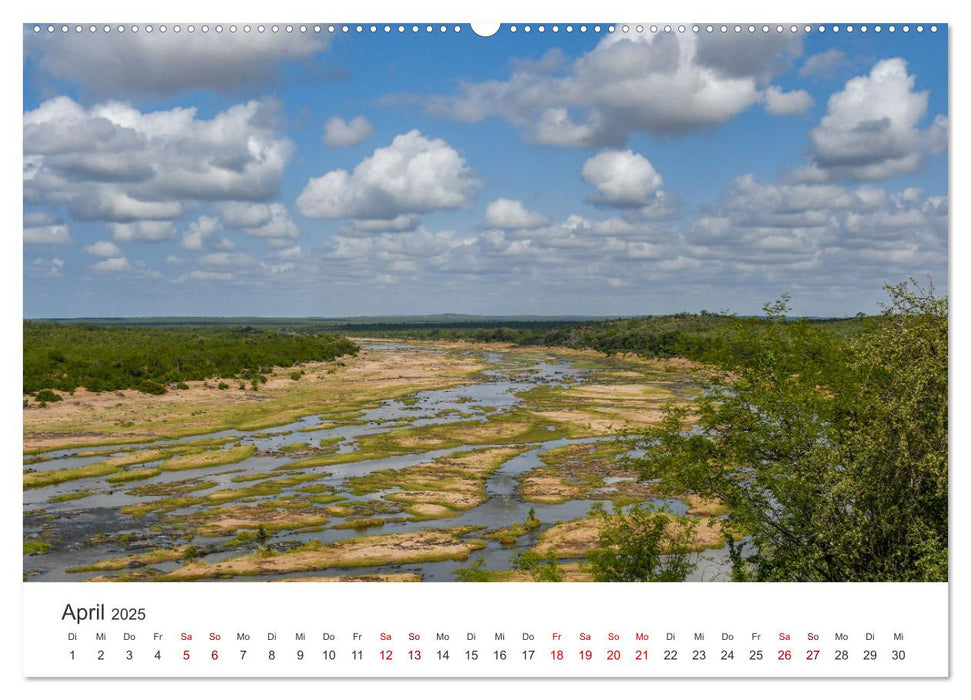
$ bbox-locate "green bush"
[33,389,62,404]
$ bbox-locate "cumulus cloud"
[764,86,814,115]
[808,59,947,181]
[483,198,549,229]
[422,31,803,146]
[196,251,256,268]
[799,49,846,79]
[84,240,123,257]
[296,130,480,223]
[687,173,947,286]
[314,214,686,298]
[109,221,177,242]
[242,204,300,239]
[323,115,374,147]
[316,166,945,308]
[181,216,223,250]
[24,223,71,245]
[24,97,294,224]
[582,150,664,207]
[214,236,236,251]
[26,29,327,96]
[275,245,303,260]
[348,214,422,234]
[216,202,300,240]
[91,256,131,273]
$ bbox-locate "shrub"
[33,389,62,404]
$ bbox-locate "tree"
[523,507,541,530]
[585,503,696,582]
[510,550,563,581]
[256,524,271,556]
[633,281,947,582]
[453,556,492,582]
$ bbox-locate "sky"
[22,23,948,318]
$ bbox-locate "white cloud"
[24,224,71,245]
[534,108,603,147]
[296,130,480,222]
[245,205,300,239]
[91,256,131,273]
[809,58,947,181]
[423,31,803,146]
[75,192,185,223]
[27,29,327,96]
[186,270,234,282]
[24,211,55,226]
[84,240,123,257]
[764,86,814,116]
[799,49,846,79]
[483,198,549,229]
[295,167,945,309]
[27,257,64,278]
[24,97,293,223]
[196,251,255,268]
[261,262,297,275]
[349,214,422,234]
[323,116,374,147]
[181,216,223,251]
[686,173,947,285]
[216,202,300,239]
[582,150,664,207]
[110,221,177,242]
[217,201,276,228]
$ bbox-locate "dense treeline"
[25,312,872,399]
[24,323,358,396]
[364,313,871,363]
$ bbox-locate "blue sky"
[23,24,948,318]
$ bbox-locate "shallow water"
[24,341,724,582]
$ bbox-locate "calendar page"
[18,2,953,688]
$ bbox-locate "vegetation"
[24,460,119,489]
[24,539,52,555]
[24,322,357,396]
[524,508,541,530]
[351,312,869,363]
[106,468,162,484]
[509,550,564,582]
[256,524,270,556]
[33,389,62,406]
[454,556,493,581]
[48,490,93,503]
[585,503,696,582]
[634,282,947,582]
[23,284,945,583]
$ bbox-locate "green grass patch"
[106,468,162,484]
[160,444,257,471]
[48,490,94,503]
[24,460,119,489]
[24,539,52,555]
[65,548,189,573]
